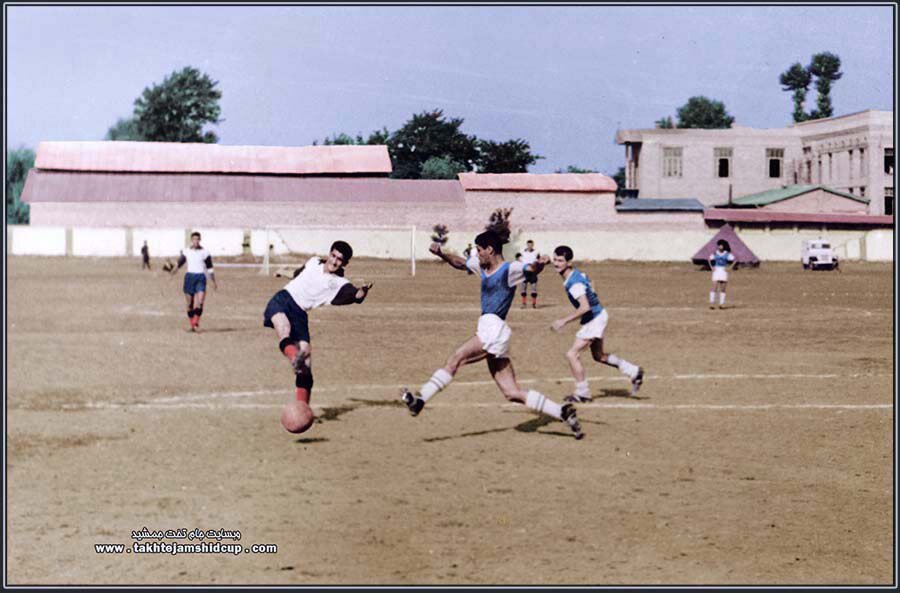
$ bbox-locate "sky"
[5,4,895,175]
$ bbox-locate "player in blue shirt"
[551,245,644,402]
[400,212,584,439]
[708,239,736,309]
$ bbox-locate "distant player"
[520,239,540,308]
[140,240,151,270]
[263,241,372,432]
[401,211,584,440]
[170,231,217,332]
[709,239,735,309]
[550,245,644,402]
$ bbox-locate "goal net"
[256,224,417,276]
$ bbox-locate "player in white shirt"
[263,241,372,431]
[401,213,584,439]
[708,239,736,309]
[519,240,541,308]
[170,231,218,332]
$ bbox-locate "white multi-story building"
[616,110,894,215]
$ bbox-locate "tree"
[655,116,675,129]
[611,166,626,191]
[675,96,735,129]
[130,66,222,142]
[808,51,842,120]
[105,117,144,141]
[421,156,466,179]
[386,110,479,179]
[6,147,35,224]
[779,62,813,123]
[554,165,597,173]
[475,139,542,174]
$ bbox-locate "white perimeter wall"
[7,225,894,262]
[10,226,67,256]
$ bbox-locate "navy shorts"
[263,290,310,343]
[183,272,207,295]
[522,271,539,285]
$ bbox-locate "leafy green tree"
[611,166,626,191]
[808,51,842,119]
[105,117,144,141]
[655,116,675,129]
[675,96,735,129]
[6,147,35,224]
[554,165,597,173]
[475,139,542,174]
[130,66,222,142]
[420,156,466,179]
[386,110,479,179]
[779,62,813,123]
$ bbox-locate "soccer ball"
[281,401,315,434]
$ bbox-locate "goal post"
[257,224,418,276]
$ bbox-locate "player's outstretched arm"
[552,295,590,332]
[204,255,218,290]
[429,242,468,271]
[527,254,551,275]
[330,282,374,306]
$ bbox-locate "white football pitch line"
[59,371,892,412]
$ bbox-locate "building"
[615,110,894,216]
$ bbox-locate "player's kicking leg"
[270,312,313,403]
[563,337,594,403]
[488,356,583,440]
[590,339,644,396]
[401,335,487,416]
[184,293,196,332]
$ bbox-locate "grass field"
[6,255,894,585]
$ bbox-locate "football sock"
[605,354,639,379]
[525,390,563,419]
[709,291,716,304]
[295,372,313,403]
[420,368,452,402]
[719,293,726,306]
[279,338,299,361]
[574,380,590,397]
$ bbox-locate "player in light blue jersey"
[551,245,644,402]
[400,212,584,439]
[708,239,735,309]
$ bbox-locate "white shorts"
[576,309,609,341]
[476,314,511,358]
[712,268,728,283]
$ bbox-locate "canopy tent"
[691,224,760,268]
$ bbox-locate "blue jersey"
[710,251,734,268]
[467,255,526,321]
[564,268,604,325]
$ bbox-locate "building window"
[859,147,866,177]
[714,147,732,178]
[663,147,683,177]
[767,148,783,178]
[885,187,894,216]
[859,186,866,198]
[886,148,895,175]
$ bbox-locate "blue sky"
[6,5,894,174]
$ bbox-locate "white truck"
[802,239,839,270]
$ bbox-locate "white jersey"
[520,249,539,266]
[284,257,350,311]
[183,247,212,274]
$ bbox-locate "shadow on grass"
[294,437,329,444]
[425,411,578,442]
[595,388,649,401]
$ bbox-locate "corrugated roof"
[34,141,393,175]
[725,185,870,207]
[616,198,705,212]
[704,208,891,226]
[21,171,464,203]
[458,173,616,193]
